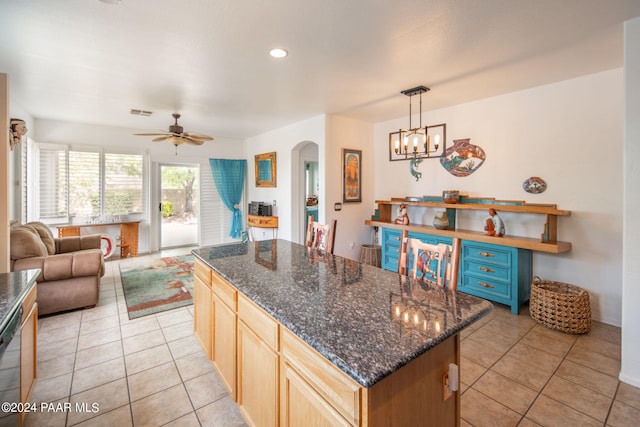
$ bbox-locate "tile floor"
[22,249,640,426]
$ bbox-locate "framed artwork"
[342,148,362,203]
[255,152,277,187]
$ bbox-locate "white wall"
[33,119,244,253]
[374,69,624,326]
[325,115,375,259]
[245,115,326,243]
[621,17,640,387]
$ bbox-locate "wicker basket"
[529,276,592,334]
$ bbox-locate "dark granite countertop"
[193,240,492,388]
[0,269,40,332]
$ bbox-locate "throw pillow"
[25,221,56,255]
[10,227,48,260]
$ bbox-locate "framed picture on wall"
[342,148,362,203]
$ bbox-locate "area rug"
[119,255,194,319]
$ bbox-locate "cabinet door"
[237,320,279,427]
[212,293,236,399]
[20,301,37,405]
[193,276,212,359]
[281,361,352,427]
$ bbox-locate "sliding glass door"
[160,164,199,248]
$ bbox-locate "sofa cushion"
[24,221,55,255]
[10,227,48,260]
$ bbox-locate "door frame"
[157,162,201,249]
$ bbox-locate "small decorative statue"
[9,118,28,151]
[393,203,410,225]
[484,208,505,237]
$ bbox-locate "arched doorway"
[291,141,319,244]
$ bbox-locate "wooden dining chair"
[305,215,337,254]
[398,230,460,290]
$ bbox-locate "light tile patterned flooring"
[23,249,640,426]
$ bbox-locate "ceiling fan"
[134,113,214,153]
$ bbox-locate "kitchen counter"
[0,269,40,333]
[192,239,492,388]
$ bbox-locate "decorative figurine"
[393,203,410,225]
[484,208,505,237]
[9,118,28,151]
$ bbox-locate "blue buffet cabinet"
[380,228,532,314]
[458,241,532,314]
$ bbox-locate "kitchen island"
[192,240,492,427]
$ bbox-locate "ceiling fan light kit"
[134,113,213,154]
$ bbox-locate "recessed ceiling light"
[269,48,288,58]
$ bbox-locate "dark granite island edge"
[192,240,493,388]
[0,269,40,333]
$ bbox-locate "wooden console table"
[57,221,140,257]
[247,214,278,241]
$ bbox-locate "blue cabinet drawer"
[459,274,511,302]
[462,242,512,265]
[461,260,512,282]
[381,229,402,271]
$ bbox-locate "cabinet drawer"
[22,285,37,324]
[462,260,512,282]
[462,242,512,265]
[238,295,279,352]
[281,329,361,426]
[459,274,511,300]
[211,270,237,310]
[194,258,212,286]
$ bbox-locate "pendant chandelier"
[388,86,446,161]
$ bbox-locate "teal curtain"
[209,159,246,238]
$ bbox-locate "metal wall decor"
[389,86,446,161]
[440,138,486,177]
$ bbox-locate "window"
[28,143,145,224]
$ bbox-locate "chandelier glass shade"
[389,86,447,161]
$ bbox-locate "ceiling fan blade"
[185,137,205,145]
[152,136,171,142]
[134,132,171,136]
[184,132,214,141]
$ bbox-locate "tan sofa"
[10,222,105,316]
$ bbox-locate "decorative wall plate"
[440,138,486,177]
[523,176,547,194]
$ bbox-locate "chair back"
[398,231,460,290]
[306,216,336,254]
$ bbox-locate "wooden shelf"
[365,220,570,254]
[368,195,572,254]
[377,198,571,216]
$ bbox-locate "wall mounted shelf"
[366,196,571,254]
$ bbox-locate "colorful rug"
[119,255,194,319]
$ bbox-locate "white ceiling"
[1,0,640,140]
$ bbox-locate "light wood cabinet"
[194,260,461,427]
[237,294,279,427]
[211,269,238,398]
[281,361,352,427]
[20,285,38,425]
[193,259,212,359]
[280,329,361,427]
